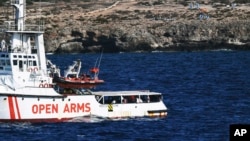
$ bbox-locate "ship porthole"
[68,99,70,101]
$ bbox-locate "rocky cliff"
[1,0,250,53]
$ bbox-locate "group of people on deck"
[111,95,150,104]
[97,94,162,105]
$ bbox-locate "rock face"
[1,0,250,53]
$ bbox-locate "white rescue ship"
[0,0,167,122]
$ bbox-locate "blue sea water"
[0,51,250,141]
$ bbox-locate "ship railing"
[0,23,45,32]
[10,0,20,5]
[0,45,38,54]
[10,24,44,32]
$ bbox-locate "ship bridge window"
[19,60,23,71]
[28,60,37,66]
[24,55,27,58]
[28,56,32,58]
[31,48,37,54]
[28,60,32,66]
[140,95,150,103]
[33,61,37,66]
[103,96,122,104]
[122,95,137,103]
[18,55,22,58]
[13,60,17,65]
[148,95,162,102]
[0,60,5,65]
[13,55,17,58]
[1,54,5,57]
[6,60,10,66]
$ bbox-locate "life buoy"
[27,68,33,72]
[27,67,38,72]
[33,67,38,72]
[39,84,43,87]
[44,83,49,88]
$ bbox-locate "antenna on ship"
[38,0,42,31]
[90,48,103,79]
[9,0,26,31]
[97,48,104,73]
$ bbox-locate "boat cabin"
[0,52,39,71]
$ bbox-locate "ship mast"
[11,0,26,31]
[7,0,47,72]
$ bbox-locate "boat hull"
[0,94,167,122]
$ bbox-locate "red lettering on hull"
[63,103,91,113]
[77,103,84,112]
[32,104,58,114]
[63,104,70,113]
[32,103,91,114]
[85,103,90,112]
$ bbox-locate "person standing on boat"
[146,95,150,103]
[136,97,143,103]
[1,40,6,51]
[122,96,127,103]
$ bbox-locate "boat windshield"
[95,94,162,104]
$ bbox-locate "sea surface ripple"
[0,51,249,141]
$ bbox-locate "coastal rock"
[55,42,84,53]
[1,0,250,53]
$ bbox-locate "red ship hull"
[54,77,104,89]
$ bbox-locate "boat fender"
[39,84,44,87]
